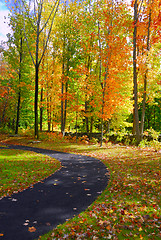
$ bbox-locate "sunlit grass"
[1,134,161,239]
[36,142,160,240]
[0,149,61,198]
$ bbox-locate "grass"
[0,148,61,198]
[0,133,161,239]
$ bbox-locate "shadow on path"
[0,145,109,240]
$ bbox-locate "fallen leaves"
[42,145,161,240]
[28,227,36,232]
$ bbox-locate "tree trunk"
[63,82,68,136]
[1,81,10,126]
[140,2,151,137]
[90,116,93,134]
[133,0,141,144]
[35,64,39,139]
[61,78,64,134]
[100,90,105,147]
[15,91,21,134]
[40,87,43,131]
[47,94,50,132]
[85,99,89,133]
[15,36,23,135]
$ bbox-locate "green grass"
[1,133,161,239]
[0,149,61,198]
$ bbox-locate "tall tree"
[132,0,160,142]
[133,0,141,144]
[16,0,60,138]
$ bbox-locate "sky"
[0,0,11,44]
[0,0,132,44]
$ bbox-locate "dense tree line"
[0,0,160,143]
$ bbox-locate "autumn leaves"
[0,0,160,141]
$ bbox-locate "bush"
[139,139,149,148]
[39,132,69,143]
[0,126,14,134]
[78,135,89,144]
[89,137,98,145]
[149,140,161,152]
[139,129,161,151]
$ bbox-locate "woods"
[0,0,160,144]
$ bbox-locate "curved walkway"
[0,145,109,240]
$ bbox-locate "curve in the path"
[0,145,109,240]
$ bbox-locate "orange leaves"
[28,226,36,232]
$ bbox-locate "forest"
[0,0,160,145]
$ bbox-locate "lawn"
[0,148,61,198]
[1,134,161,239]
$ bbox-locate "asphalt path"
[0,145,109,240]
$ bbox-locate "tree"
[133,0,141,144]
[16,0,60,138]
[132,0,161,143]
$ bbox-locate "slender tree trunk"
[61,2,66,136]
[132,93,136,135]
[40,87,43,131]
[100,91,105,147]
[85,97,89,133]
[15,36,23,134]
[35,64,39,139]
[90,116,93,134]
[1,80,10,126]
[2,100,7,126]
[62,82,68,136]
[15,91,21,134]
[153,106,155,129]
[133,0,141,144]
[140,2,152,136]
[47,94,50,132]
[61,77,64,134]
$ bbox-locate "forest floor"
[0,133,161,239]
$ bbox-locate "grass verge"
[0,148,61,198]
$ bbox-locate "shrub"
[89,137,98,145]
[139,139,149,148]
[78,135,89,144]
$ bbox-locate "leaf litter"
[39,145,160,240]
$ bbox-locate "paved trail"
[0,145,109,240]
